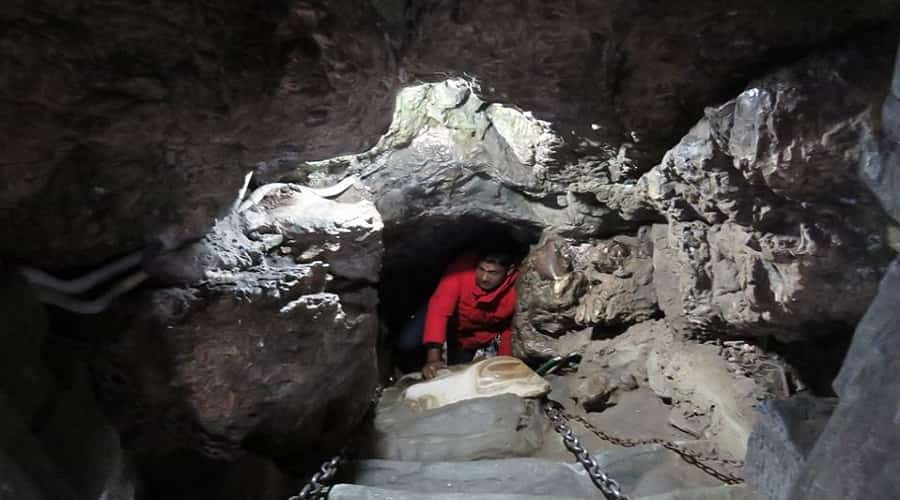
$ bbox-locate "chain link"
[288,452,347,500]
[545,402,630,500]
[288,385,384,500]
[559,406,745,484]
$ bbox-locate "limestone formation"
[646,335,763,458]
[514,231,658,358]
[401,357,550,411]
[2,2,900,498]
[91,186,384,460]
[635,43,897,339]
[5,1,897,270]
[781,49,900,499]
[568,320,667,410]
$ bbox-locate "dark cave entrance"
[377,215,541,374]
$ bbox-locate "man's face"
[476,260,510,291]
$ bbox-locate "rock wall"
[92,185,383,460]
[2,1,900,494]
[0,279,138,500]
[632,41,896,339]
[343,39,899,347]
[3,1,898,271]
[744,40,900,500]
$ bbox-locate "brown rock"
[92,187,383,460]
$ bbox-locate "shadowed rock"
[91,185,383,460]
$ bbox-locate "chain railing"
[288,451,348,500]
[288,385,383,500]
[290,372,742,500]
[536,355,744,485]
[559,406,745,484]
[545,401,630,500]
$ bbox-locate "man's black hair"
[477,246,516,268]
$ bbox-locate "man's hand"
[422,360,445,379]
[422,346,445,379]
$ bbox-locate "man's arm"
[496,284,517,356]
[497,325,513,356]
[421,256,467,378]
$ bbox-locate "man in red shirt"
[419,249,519,379]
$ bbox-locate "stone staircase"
[329,448,752,499]
[321,369,755,500]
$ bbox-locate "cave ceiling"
[1,0,898,267]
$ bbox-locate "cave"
[378,215,540,370]
[2,2,900,500]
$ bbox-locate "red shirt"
[422,252,518,355]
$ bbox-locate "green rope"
[536,353,581,376]
[536,356,564,375]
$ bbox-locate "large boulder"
[92,185,383,460]
[785,258,900,499]
[362,392,546,462]
[784,46,900,499]
[633,42,897,339]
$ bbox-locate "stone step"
[639,485,754,500]
[361,393,546,462]
[338,444,726,499]
[328,485,585,500]
[328,484,754,500]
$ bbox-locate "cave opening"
[1,2,898,494]
[377,215,542,375]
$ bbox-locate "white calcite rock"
[402,357,551,411]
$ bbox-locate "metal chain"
[560,407,745,484]
[545,402,630,500]
[288,451,347,500]
[288,385,384,500]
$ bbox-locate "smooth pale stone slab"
[402,357,551,410]
[328,484,588,500]
[362,394,546,461]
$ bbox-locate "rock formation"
[755,39,900,500]
[2,1,900,498]
[92,185,383,460]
